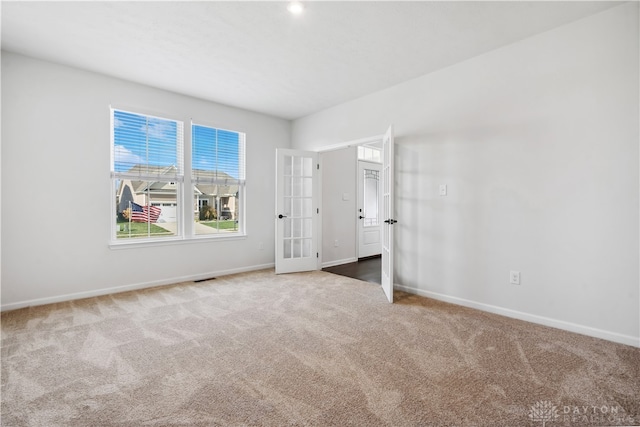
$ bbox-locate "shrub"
[199,205,217,221]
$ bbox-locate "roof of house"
[118,165,239,198]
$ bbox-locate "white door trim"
[313,135,384,154]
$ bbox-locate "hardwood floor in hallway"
[322,255,381,285]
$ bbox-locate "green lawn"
[116,219,237,238]
[200,220,238,230]
[117,222,172,238]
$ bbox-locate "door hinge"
[317,208,319,214]
[317,252,319,258]
[317,164,320,170]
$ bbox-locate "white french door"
[275,149,319,274]
[381,126,395,303]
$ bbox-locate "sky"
[113,110,242,179]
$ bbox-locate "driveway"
[156,221,235,235]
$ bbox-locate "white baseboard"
[321,257,358,268]
[395,283,640,348]
[0,263,275,312]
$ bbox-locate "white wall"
[1,52,290,309]
[320,147,357,266]
[293,3,640,346]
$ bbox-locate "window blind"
[192,123,246,184]
[112,109,184,180]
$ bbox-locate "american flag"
[130,202,161,223]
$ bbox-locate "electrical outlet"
[258,242,264,250]
[439,184,447,196]
[510,271,521,285]
[334,239,339,247]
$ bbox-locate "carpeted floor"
[1,269,639,426]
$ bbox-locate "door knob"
[358,216,364,219]
[278,214,287,219]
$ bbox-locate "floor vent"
[193,277,216,283]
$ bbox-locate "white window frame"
[109,107,247,248]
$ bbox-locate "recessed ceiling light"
[287,1,304,15]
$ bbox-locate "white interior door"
[381,126,395,302]
[275,149,319,274]
[357,160,382,258]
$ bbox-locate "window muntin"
[281,155,314,259]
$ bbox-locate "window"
[357,145,381,163]
[111,109,246,244]
[363,168,380,227]
[112,109,183,241]
[192,123,246,235]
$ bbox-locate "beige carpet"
[1,269,638,426]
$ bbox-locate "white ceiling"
[1,1,621,120]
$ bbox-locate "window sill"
[109,233,247,250]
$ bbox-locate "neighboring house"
[116,165,239,222]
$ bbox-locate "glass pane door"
[283,155,314,259]
[276,149,318,274]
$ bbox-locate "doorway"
[315,127,395,302]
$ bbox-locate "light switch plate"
[439,184,447,196]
